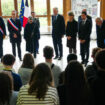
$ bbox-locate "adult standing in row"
[78,12,92,66]
[78,9,92,33]
[96,17,105,48]
[31,12,40,54]
[7,10,22,61]
[0,17,6,59]
[24,16,39,58]
[66,11,78,54]
[52,7,65,60]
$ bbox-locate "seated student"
[91,49,105,105]
[59,53,77,85]
[0,72,18,105]
[0,57,16,72]
[2,54,22,91]
[67,53,77,63]
[18,53,35,85]
[43,46,61,87]
[17,63,59,105]
[85,47,102,84]
[57,61,94,105]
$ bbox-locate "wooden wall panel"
[63,0,71,24]
[14,0,18,17]
[30,0,34,12]
[47,0,51,26]
[100,0,105,19]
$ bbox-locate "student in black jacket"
[91,49,105,105]
[96,17,105,48]
[57,61,94,105]
[66,11,78,54]
[78,12,92,66]
[0,17,6,59]
[85,47,102,84]
[52,7,65,60]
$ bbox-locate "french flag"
[23,0,30,27]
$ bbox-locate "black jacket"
[52,14,65,38]
[24,22,39,41]
[78,19,91,41]
[57,85,94,105]
[66,20,78,38]
[85,62,98,84]
[0,17,6,39]
[78,15,92,34]
[91,71,105,105]
[96,20,105,48]
[7,18,21,43]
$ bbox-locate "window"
[50,0,63,15]
[72,0,98,20]
[39,17,47,26]
[34,0,47,15]
[1,0,14,16]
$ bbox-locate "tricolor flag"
[23,0,30,27]
[19,0,25,27]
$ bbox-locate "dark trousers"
[32,39,37,58]
[80,40,90,62]
[53,36,63,57]
[36,39,39,53]
[0,39,3,58]
[11,42,22,59]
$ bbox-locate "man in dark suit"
[7,10,22,61]
[52,7,65,60]
[78,9,92,34]
[96,17,105,48]
[78,12,92,66]
[0,17,6,59]
[31,11,40,54]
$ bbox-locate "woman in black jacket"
[57,61,94,105]
[24,16,39,58]
[66,11,78,54]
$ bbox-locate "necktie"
[54,16,56,21]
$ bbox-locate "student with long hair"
[57,61,94,105]
[18,53,35,85]
[17,63,59,105]
[0,72,18,105]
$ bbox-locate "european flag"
[19,0,25,27]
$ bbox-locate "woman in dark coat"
[57,61,94,105]
[66,11,78,54]
[24,16,39,58]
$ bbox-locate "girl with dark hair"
[17,63,59,105]
[57,61,94,105]
[18,53,35,85]
[0,72,18,105]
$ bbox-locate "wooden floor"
[3,35,97,72]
